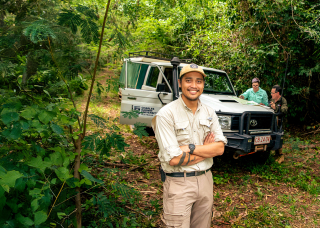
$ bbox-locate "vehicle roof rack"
[129,51,192,63]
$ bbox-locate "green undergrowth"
[211,135,320,227]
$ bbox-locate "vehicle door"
[120,62,173,127]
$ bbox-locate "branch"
[263,12,289,56]
[82,0,111,140]
[47,37,82,130]
[290,0,317,40]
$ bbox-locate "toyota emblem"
[250,119,258,127]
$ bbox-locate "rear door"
[120,62,173,127]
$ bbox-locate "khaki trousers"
[162,170,213,228]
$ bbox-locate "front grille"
[231,115,273,131]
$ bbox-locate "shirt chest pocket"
[175,121,190,144]
[256,95,263,102]
[199,119,212,138]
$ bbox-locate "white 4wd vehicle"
[119,52,283,161]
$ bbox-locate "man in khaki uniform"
[152,64,227,228]
[270,84,288,163]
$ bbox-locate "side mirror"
[156,83,166,92]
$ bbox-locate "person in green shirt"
[239,78,268,106]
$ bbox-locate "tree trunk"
[74,137,82,227]
[22,52,38,87]
[0,10,5,28]
[75,1,111,227]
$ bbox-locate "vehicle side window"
[146,67,159,88]
[120,62,149,89]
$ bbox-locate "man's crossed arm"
[169,133,225,166]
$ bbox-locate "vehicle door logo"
[250,119,258,127]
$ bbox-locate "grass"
[75,68,320,227]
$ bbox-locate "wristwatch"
[189,144,196,154]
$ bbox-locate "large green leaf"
[20,107,38,120]
[7,123,22,140]
[15,178,26,192]
[16,214,34,226]
[50,123,64,135]
[31,199,39,212]
[81,170,103,184]
[49,152,63,166]
[20,121,30,130]
[28,156,52,173]
[1,112,19,125]
[29,188,41,198]
[38,111,54,124]
[0,170,23,188]
[55,167,72,181]
[34,211,47,226]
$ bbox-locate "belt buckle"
[194,171,199,176]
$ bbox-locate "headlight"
[218,115,231,130]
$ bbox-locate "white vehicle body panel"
[120,57,273,127]
[120,88,173,126]
[200,94,273,114]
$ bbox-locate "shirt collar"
[178,95,202,112]
[253,88,260,93]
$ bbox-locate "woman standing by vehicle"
[239,78,268,106]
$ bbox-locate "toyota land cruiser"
[119,51,283,161]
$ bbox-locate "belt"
[166,168,211,177]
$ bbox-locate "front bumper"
[223,111,283,155]
[224,132,284,155]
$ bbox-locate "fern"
[96,137,112,157]
[96,81,104,97]
[133,122,148,138]
[111,183,140,202]
[23,20,56,43]
[108,132,129,152]
[75,5,98,20]
[121,110,141,119]
[82,133,100,151]
[93,192,118,217]
[58,5,99,44]
[88,114,107,128]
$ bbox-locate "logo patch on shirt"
[190,64,198,69]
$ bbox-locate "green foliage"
[69,75,89,95]
[96,81,104,97]
[118,0,320,123]
[133,122,148,138]
[58,5,99,44]
[121,109,141,119]
[0,92,110,227]
[23,20,56,43]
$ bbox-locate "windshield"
[203,70,234,94]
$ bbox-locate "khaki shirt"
[271,96,288,114]
[152,96,227,173]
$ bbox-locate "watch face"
[189,144,195,150]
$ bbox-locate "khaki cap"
[180,63,206,78]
